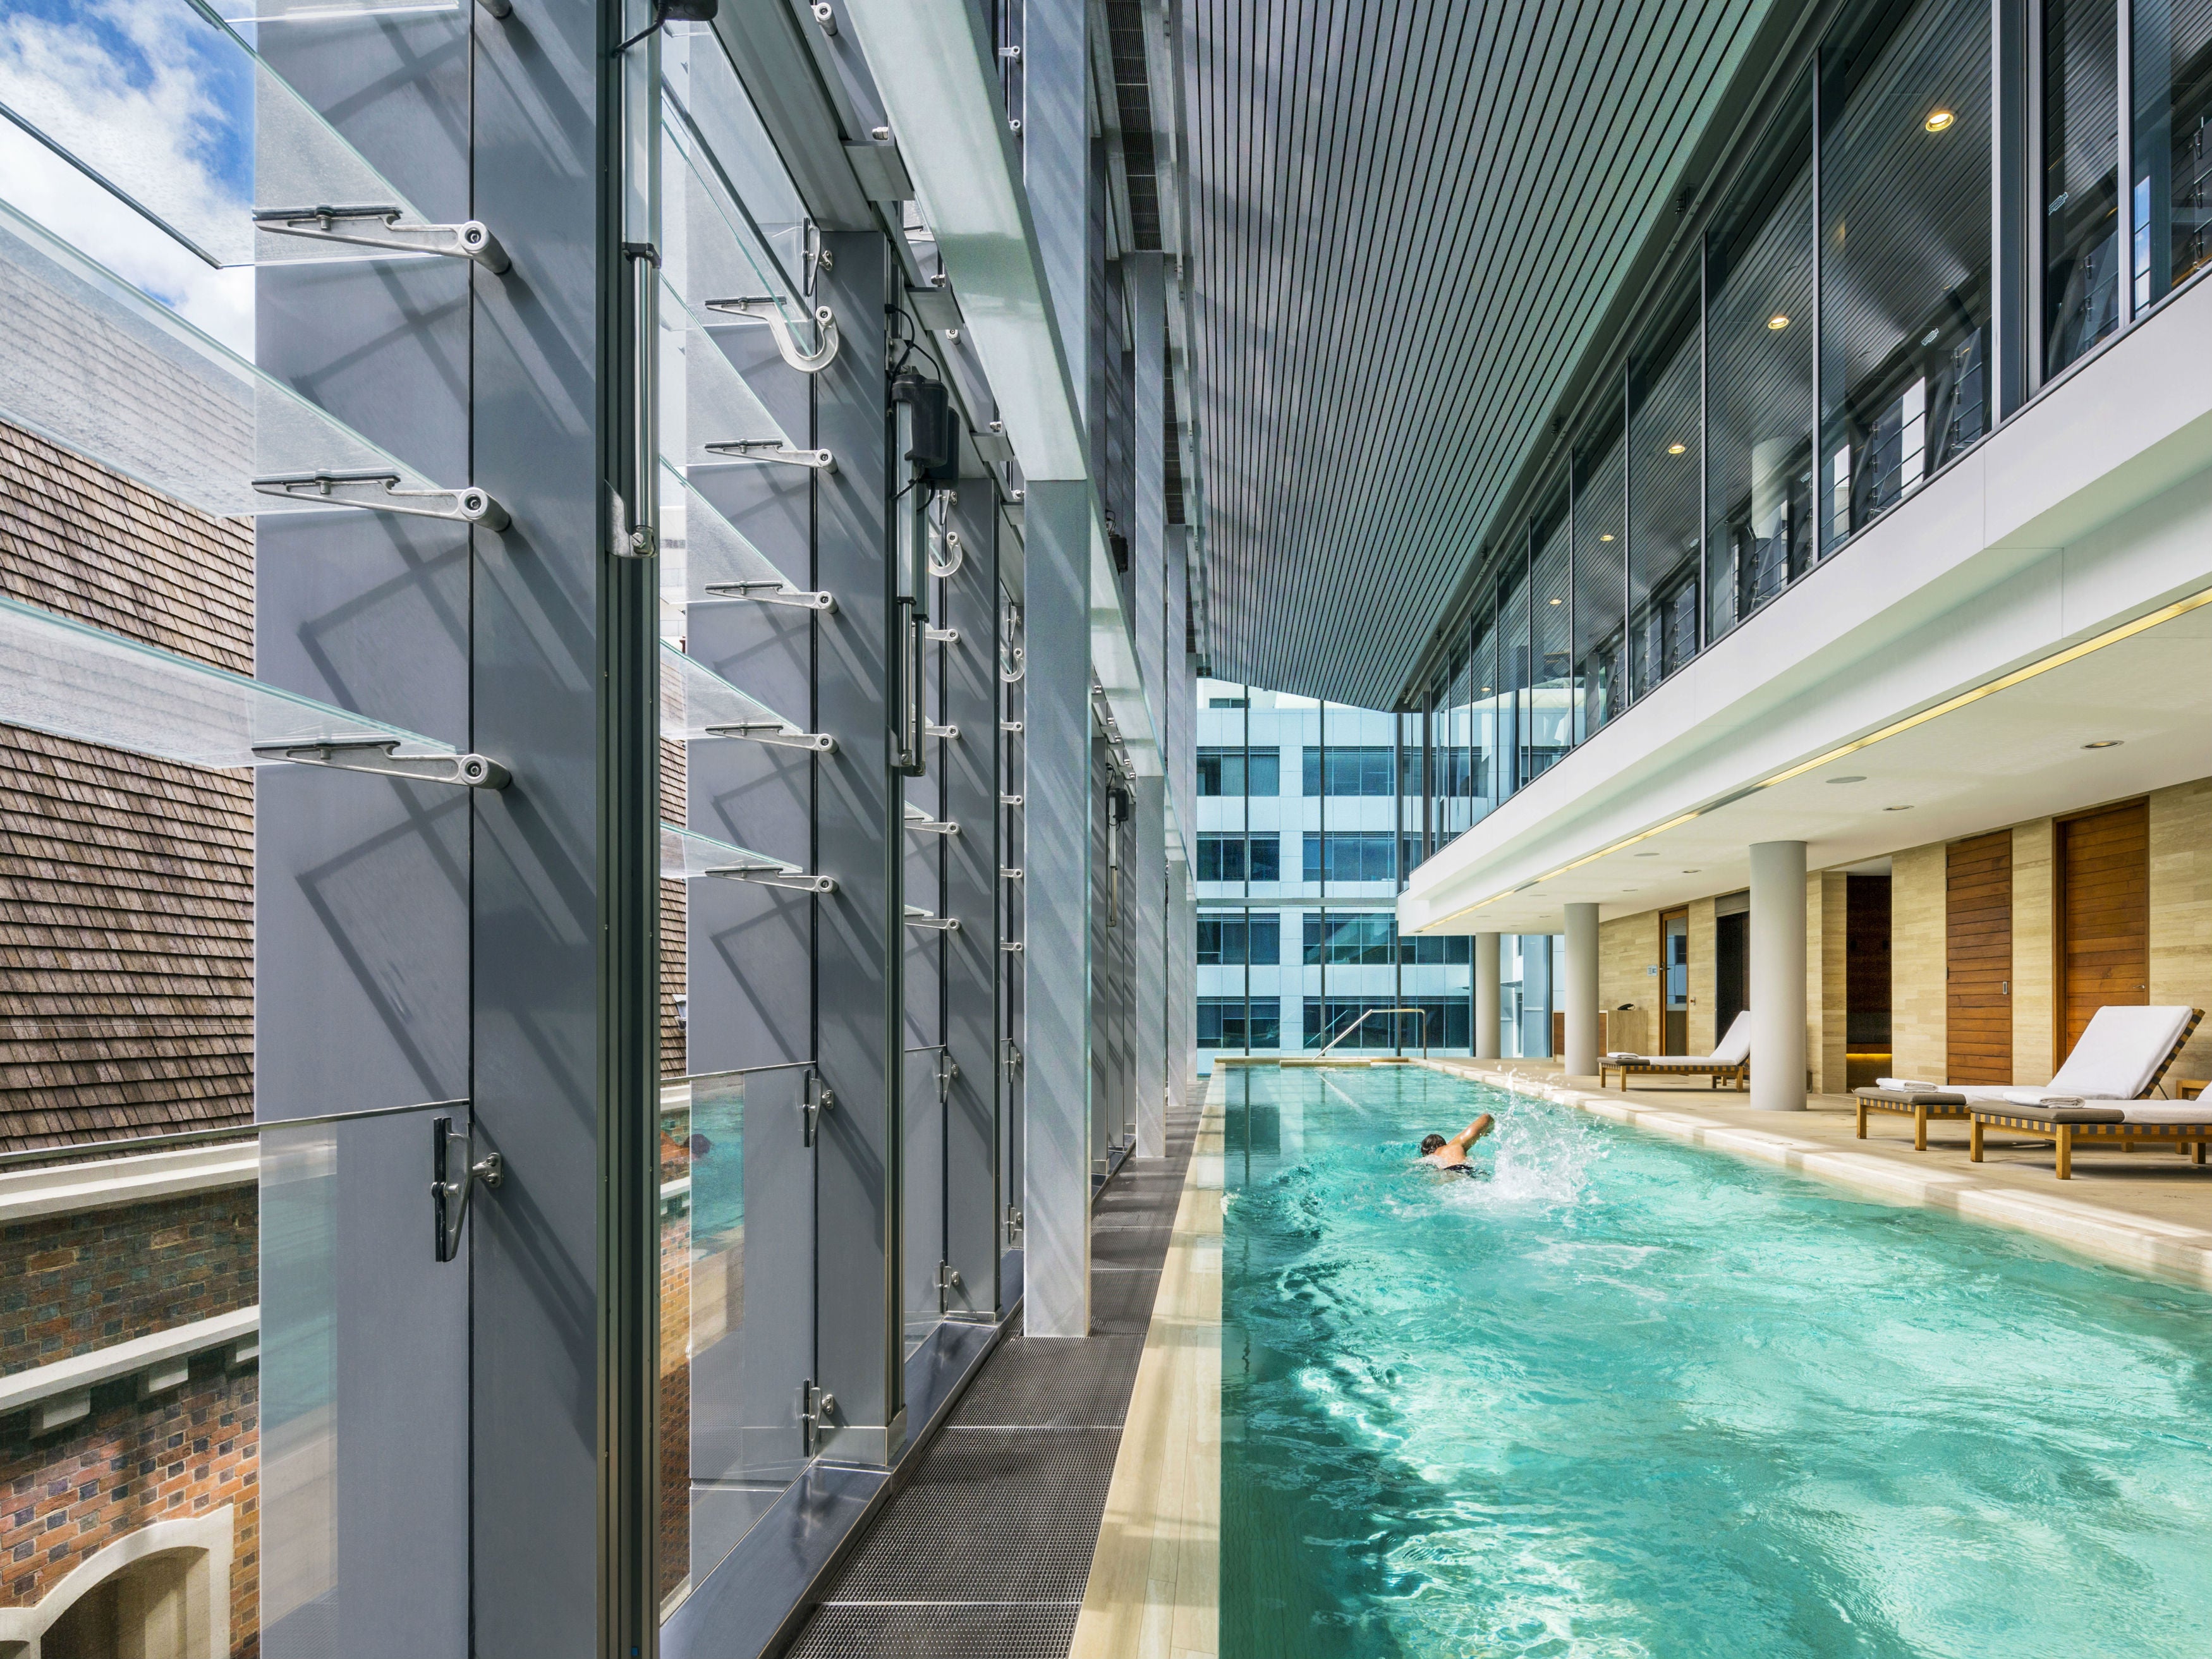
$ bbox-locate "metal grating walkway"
[784,1090,1203,1658]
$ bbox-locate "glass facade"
[1407,0,2189,857]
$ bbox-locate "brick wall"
[2,1364,258,1656]
[0,419,255,1152]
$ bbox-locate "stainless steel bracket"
[799,1377,837,1454]
[802,1069,834,1148]
[933,1258,964,1313]
[707,863,837,895]
[253,739,509,790]
[924,722,959,741]
[925,625,959,643]
[905,911,960,932]
[703,580,836,612]
[702,439,837,471]
[999,793,1023,807]
[1000,719,1023,734]
[252,469,510,530]
[705,296,842,372]
[1000,939,1024,953]
[703,722,836,753]
[904,813,959,836]
[253,205,509,272]
[432,1116,502,1263]
[1000,867,1023,881]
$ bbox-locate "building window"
[1304,997,1471,1050]
[1198,913,1280,965]
[1302,912,1397,964]
[2043,0,2122,376]
[1197,996,1280,1049]
[1196,834,1280,882]
[2133,0,2212,311]
[1399,933,1473,965]
[1301,832,1411,884]
[1197,745,1280,796]
[1300,746,1397,796]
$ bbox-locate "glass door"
[1661,909,1691,1055]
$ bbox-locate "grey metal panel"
[468,0,605,1644]
[1184,0,1788,705]
[1026,0,1092,421]
[710,0,877,229]
[1090,734,1112,1172]
[813,230,902,1461]
[1000,581,1026,1254]
[1019,481,1091,1336]
[942,478,1002,1312]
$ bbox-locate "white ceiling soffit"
[1186,0,1778,707]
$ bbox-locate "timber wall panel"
[2057,799,2150,1062]
[2149,780,2212,1083]
[1892,842,1947,1083]
[1946,830,2013,1085]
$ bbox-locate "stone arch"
[0,1509,233,1659]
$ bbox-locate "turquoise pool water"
[1221,1065,2212,1658]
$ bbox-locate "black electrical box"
[892,374,957,479]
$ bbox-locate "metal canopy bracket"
[904,813,959,836]
[253,205,510,273]
[702,296,842,373]
[801,1069,835,1148]
[253,739,510,790]
[252,470,511,530]
[905,910,959,932]
[702,439,837,471]
[703,720,836,753]
[924,625,959,643]
[702,579,836,612]
[924,721,959,741]
[706,863,837,895]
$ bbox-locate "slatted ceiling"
[2059,801,2150,1058]
[1186,0,1777,705]
[1946,829,2012,1084]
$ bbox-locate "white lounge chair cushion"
[1878,1077,1942,1092]
[1993,1088,2120,1109]
[1608,1012,1753,1068]
[2046,1006,2196,1100]
[2118,1103,2212,1126]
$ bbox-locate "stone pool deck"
[1426,1057,2212,1290]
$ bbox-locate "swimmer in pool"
[1419,1114,1495,1172]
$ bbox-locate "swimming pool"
[1220,1064,2212,1658]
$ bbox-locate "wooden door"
[2058,800,2149,1064]
[1660,908,1689,1055]
[1946,832,2012,1085]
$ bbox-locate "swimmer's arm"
[1448,1114,1497,1154]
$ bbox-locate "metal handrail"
[1316,1006,1430,1060]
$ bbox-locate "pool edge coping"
[1420,1059,2212,1292]
[1071,1074,1225,1659]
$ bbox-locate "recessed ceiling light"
[1667,442,1687,454]
[2082,738,2124,750]
[1883,805,1914,811]
[1549,597,1563,604]
[1682,869,1700,873]
[1633,852,1658,858]
[1767,312,1790,331]
[1826,775,1866,784]
[1925,108,1955,132]
[1600,533,1615,542]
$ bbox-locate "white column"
[1749,841,1808,1111]
[1474,932,1502,1059]
[1564,904,1600,1077]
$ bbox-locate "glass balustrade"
[0,595,471,773]
[0,197,467,521]
[0,0,466,269]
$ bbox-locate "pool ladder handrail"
[1315,1006,1430,1061]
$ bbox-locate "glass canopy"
[659,822,800,882]
[661,277,799,467]
[664,81,820,362]
[0,0,462,267]
[657,459,811,607]
[0,596,456,770]
[0,197,459,520]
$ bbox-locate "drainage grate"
[786,1603,1079,1658]
[823,1428,1122,1601]
[949,1334,1144,1428]
[1087,1267,1161,1335]
[1090,1225,1172,1268]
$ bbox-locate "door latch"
[801,1378,837,1455]
[803,1070,835,1148]
[432,1116,502,1262]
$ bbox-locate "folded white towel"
[1877,1077,1942,1092]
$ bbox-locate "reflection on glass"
[1822,0,1990,549]
[2043,0,2120,376]
[1627,279,1703,696]
[2132,0,2212,312]
[1528,487,1572,782]
[1705,75,1813,636]
[1571,411,1627,739]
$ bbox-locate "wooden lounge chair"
[1852,1081,1972,1150]
[1598,1011,1751,1091]
[1963,1007,2206,1179]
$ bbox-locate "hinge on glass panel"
[801,1069,834,1148]
[702,438,837,471]
[253,204,510,272]
[252,470,511,530]
[253,740,509,791]
[934,1258,963,1313]
[937,1057,958,1103]
[703,720,836,753]
[1000,1038,1023,1074]
[432,1116,502,1263]
[702,579,836,612]
[703,295,842,373]
[706,862,837,896]
[799,1377,837,1455]
[1003,1204,1024,1248]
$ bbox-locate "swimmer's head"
[1419,1133,1447,1155]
